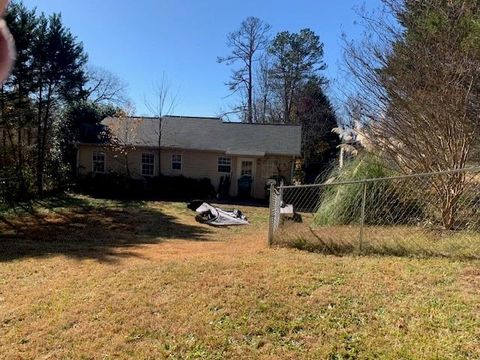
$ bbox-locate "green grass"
[0,194,479,359]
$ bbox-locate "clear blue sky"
[23,0,382,118]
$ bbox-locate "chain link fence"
[268,167,480,259]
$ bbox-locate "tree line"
[218,18,340,179]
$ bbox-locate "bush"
[76,172,144,198]
[0,169,37,206]
[76,173,214,200]
[314,155,423,226]
[145,175,214,199]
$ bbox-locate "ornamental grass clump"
[314,155,423,226]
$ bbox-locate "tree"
[31,12,87,194]
[61,100,118,177]
[268,28,326,124]
[252,53,275,123]
[343,0,480,228]
[105,102,139,177]
[84,65,128,106]
[1,2,36,182]
[144,73,179,175]
[296,76,340,181]
[218,17,271,123]
[1,2,88,195]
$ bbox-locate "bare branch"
[85,65,129,106]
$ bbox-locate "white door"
[237,158,255,196]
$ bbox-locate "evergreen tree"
[296,77,339,181]
[61,101,118,178]
[32,12,87,193]
[268,29,326,124]
[1,1,88,195]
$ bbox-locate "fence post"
[359,181,367,252]
[267,183,275,246]
[279,185,284,206]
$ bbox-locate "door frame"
[236,158,256,196]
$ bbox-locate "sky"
[22,0,383,118]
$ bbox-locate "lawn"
[274,215,480,260]
[0,194,479,359]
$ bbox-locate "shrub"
[146,175,214,199]
[76,173,214,200]
[76,172,144,198]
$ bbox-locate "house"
[76,116,302,199]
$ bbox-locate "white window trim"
[141,152,156,177]
[171,154,182,171]
[92,151,106,174]
[218,156,232,173]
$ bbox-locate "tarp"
[188,201,249,226]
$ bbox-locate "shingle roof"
[101,116,302,157]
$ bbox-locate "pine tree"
[296,77,339,181]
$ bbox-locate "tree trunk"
[283,83,289,124]
[438,173,464,230]
[35,85,44,196]
[125,153,130,177]
[247,58,253,123]
[36,82,53,197]
[158,116,162,177]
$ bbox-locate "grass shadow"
[0,194,213,263]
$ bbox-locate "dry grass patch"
[275,214,480,260]
[0,194,479,359]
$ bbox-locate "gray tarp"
[189,202,249,226]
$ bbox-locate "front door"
[237,158,255,197]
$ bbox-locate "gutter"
[77,142,301,158]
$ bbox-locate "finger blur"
[0,0,8,16]
[0,19,14,82]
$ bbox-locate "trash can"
[237,175,253,198]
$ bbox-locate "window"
[92,151,105,173]
[218,157,231,173]
[263,159,279,178]
[172,154,182,170]
[141,153,155,176]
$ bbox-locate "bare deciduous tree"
[343,0,480,228]
[253,54,274,123]
[218,17,271,123]
[85,66,128,106]
[105,101,139,177]
[144,73,179,173]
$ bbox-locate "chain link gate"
[268,167,480,259]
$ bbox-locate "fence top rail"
[280,166,480,189]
